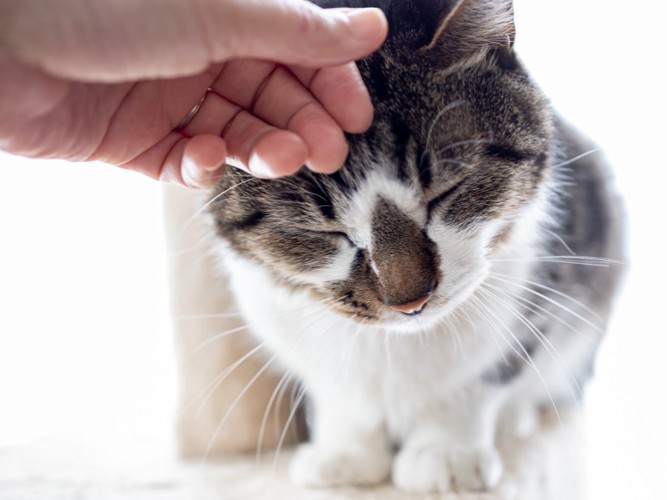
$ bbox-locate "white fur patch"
[340,170,425,252]
[290,238,358,286]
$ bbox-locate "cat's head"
[210,0,553,333]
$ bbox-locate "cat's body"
[201,0,623,494]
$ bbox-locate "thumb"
[204,0,388,67]
[2,0,386,82]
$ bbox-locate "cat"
[202,0,624,494]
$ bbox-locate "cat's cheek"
[287,243,358,287]
[424,225,490,308]
[488,221,516,249]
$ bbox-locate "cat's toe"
[392,444,503,494]
[448,446,503,491]
[289,443,391,487]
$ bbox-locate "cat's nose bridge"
[370,198,439,307]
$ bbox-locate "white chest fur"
[223,251,522,441]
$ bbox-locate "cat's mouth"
[385,297,452,332]
[329,294,455,333]
[369,280,482,333]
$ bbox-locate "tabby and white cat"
[203,0,623,494]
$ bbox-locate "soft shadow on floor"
[0,412,584,500]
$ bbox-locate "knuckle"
[295,7,321,38]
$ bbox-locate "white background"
[0,1,665,498]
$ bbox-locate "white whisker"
[173,312,245,320]
[435,137,494,158]
[201,352,278,464]
[424,99,467,150]
[489,255,623,266]
[256,366,297,466]
[271,384,308,480]
[191,342,266,420]
[465,296,510,367]
[504,289,580,336]
[479,283,583,403]
[468,294,564,430]
[544,230,577,256]
[489,270,604,324]
[185,324,253,360]
[552,148,601,169]
[176,177,255,240]
[487,273,603,332]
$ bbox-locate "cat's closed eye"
[323,231,355,245]
[299,229,355,247]
[427,182,464,213]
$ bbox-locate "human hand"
[0,0,388,187]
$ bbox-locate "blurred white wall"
[0,1,665,498]
[0,161,176,444]
[514,1,667,498]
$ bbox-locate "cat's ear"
[423,0,515,63]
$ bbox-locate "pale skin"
[0,0,388,187]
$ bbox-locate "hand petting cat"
[0,0,388,187]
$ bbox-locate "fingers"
[5,0,385,188]
[120,132,228,188]
[103,9,382,187]
[118,86,352,186]
[212,62,349,173]
[120,85,313,185]
[106,56,373,186]
[222,109,309,178]
[173,57,370,180]
[177,88,311,177]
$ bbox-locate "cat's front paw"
[392,443,503,494]
[289,442,391,487]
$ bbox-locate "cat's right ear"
[422,0,516,66]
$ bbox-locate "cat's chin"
[332,307,448,335]
[330,287,478,335]
[383,316,445,335]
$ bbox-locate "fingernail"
[202,162,224,172]
[182,157,202,188]
[344,8,388,43]
[249,152,278,179]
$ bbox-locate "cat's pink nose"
[390,294,432,315]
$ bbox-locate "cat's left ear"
[424,0,515,63]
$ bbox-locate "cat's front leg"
[289,394,391,488]
[392,384,506,494]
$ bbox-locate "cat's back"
[545,119,625,316]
